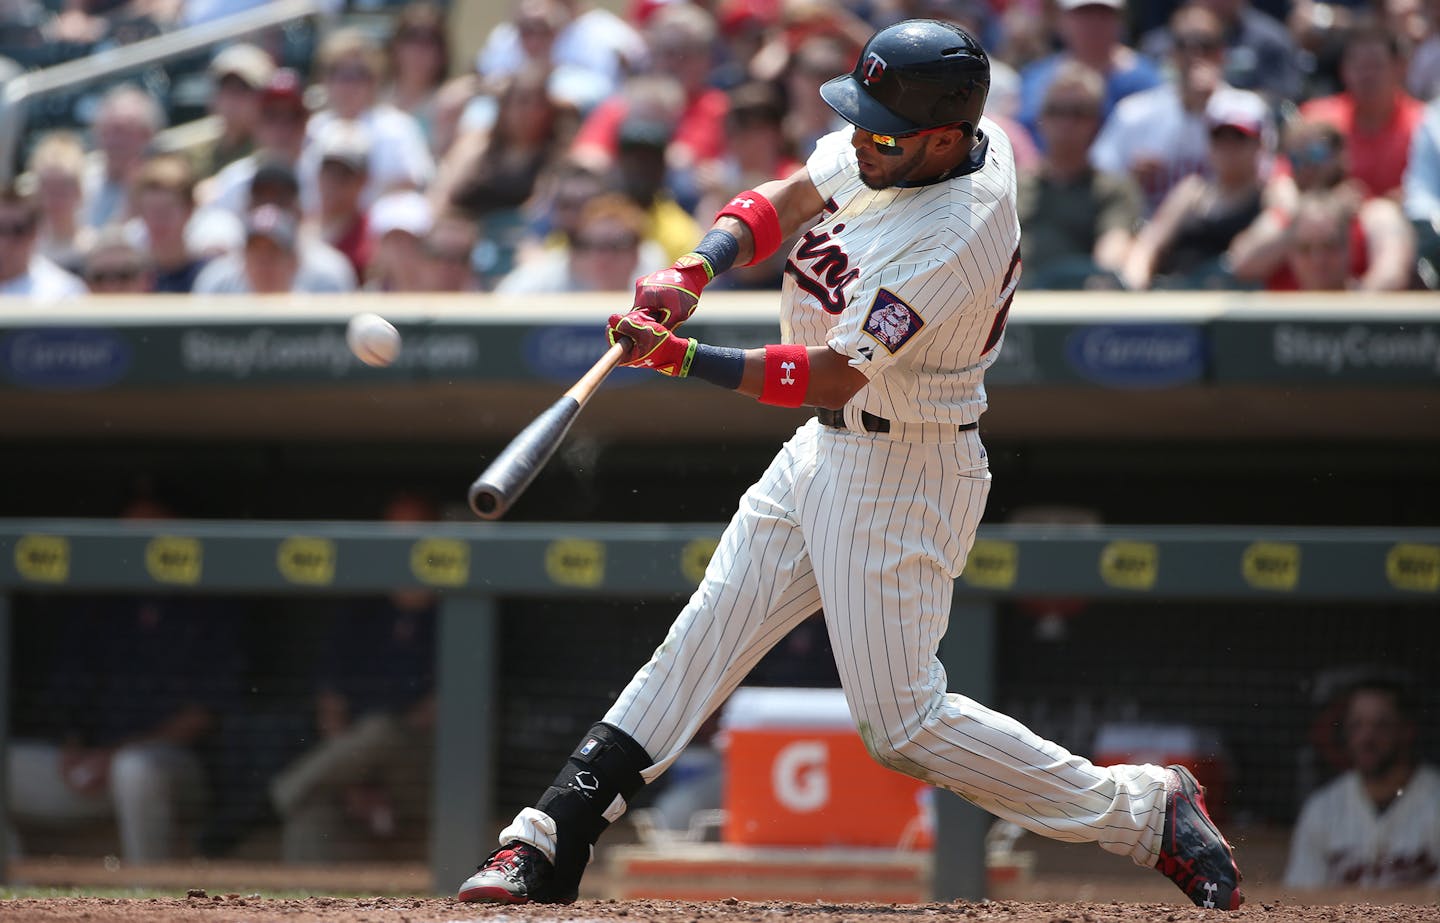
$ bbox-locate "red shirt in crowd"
[1299,90,1426,197]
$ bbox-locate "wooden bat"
[467,340,626,520]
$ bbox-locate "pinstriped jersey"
[783,118,1021,426]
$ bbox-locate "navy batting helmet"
[820,19,990,137]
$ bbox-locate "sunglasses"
[1174,34,1223,54]
[1286,140,1336,167]
[868,122,963,151]
[574,236,638,252]
[87,267,143,284]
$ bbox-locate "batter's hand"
[607,310,693,376]
[632,255,712,329]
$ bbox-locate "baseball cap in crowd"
[210,43,275,90]
[617,115,673,149]
[245,204,299,249]
[260,68,308,109]
[1057,0,1123,10]
[1206,91,1269,139]
[316,120,371,173]
[370,190,434,239]
[249,159,301,206]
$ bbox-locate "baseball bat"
[467,340,627,520]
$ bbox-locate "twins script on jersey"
[781,118,1022,427]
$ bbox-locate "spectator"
[130,153,209,293]
[270,494,439,863]
[1404,98,1440,275]
[310,120,374,282]
[497,192,664,293]
[420,210,482,292]
[385,2,453,152]
[1285,677,1440,888]
[476,0,647,111]
[200,43,275,178]
[194,164,357,295]
[82,227,154,294]
[24,131,92,274]
[82,84,164,230]
[604,84,704,262]
[1391,0,1440,102]
[1141,0,1301,102]
[303,28,436,208]
[779,35,852,162]
[1228,117,1416,291]
[503,158,614,278]
[0,179,87,300]
[435,64,578,245]
[1277,190,1368,290]
[569,5,729,208]
[1092,3,1272,215]
[1016,0,1164,147]
[1019,61,1141,289]
[693,80,801,222]
[1300,22,1427,200]
[364,190,435,292]
[199,68,312,219]
[239,204,302,295]
[1122,91,1269,290]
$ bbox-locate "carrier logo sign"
[1064,324,1205,387]
[861,51,888,85]
[1,328,132,390]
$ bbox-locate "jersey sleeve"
[805,128,860,205]
[1282,794,1330,888]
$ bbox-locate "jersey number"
[982,246,1021,356]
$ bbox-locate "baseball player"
[459,20,1243,911]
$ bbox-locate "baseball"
[347,312,401,367]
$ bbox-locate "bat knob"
[468,483,504,520]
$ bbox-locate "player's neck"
[896,132,987,188]
[1360,760,1415,812]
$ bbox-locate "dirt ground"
[3,894,1440,923]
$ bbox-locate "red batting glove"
[632,254,713,329]
[607,310,696,377]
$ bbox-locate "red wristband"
[716,190,782,266]
[758,344,809,407]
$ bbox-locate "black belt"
[816,408,977,433]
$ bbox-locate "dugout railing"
[2,520,1436,897]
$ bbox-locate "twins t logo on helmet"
[861,51,888,86]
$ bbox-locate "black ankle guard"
[535,723,652,900]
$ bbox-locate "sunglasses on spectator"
[1042,103,1099,119]
[87,267,144,283]
[1174,33,1223,53]
[573,236,638,252]
[1286,141,1336,167]
[328,64,375,83]
[0,219,36,237]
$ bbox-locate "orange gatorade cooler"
[719,687,933,849]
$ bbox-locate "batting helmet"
[820,19,990,137]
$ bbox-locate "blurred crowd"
[1,0,1439,299]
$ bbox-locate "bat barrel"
[467,396,582,520]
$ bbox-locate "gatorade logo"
[773,740,829,813]
[1242,542,1300,591]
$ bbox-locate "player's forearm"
[710,173,823,269]
[727,345,866,409]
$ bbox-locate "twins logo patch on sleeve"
[863,289,924,353]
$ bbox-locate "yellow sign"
[145,536,203,585]
[546,539,605,588]
[1386,543,1440,593]
[1099,541,1158,591]
[963,540,1018,590]
[14,534,69,583]
[410,538,468,587]
[681,537,720,585]
[277,537,336,586]
[1242,542,1300,591]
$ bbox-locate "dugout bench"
[1,520,1436,898]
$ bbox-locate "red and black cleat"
[457,842,556,904]
[1156,765,1244,910]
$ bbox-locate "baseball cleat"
[457,842,555,904]
[1155,765,1244,910]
